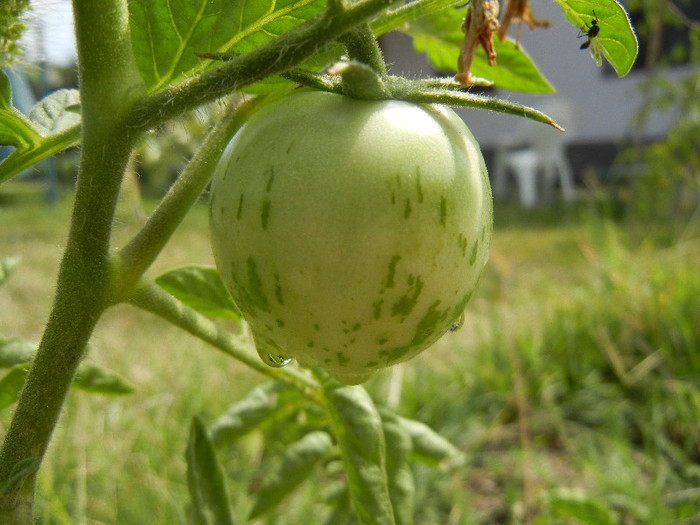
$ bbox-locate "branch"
[0,0,145,516]
[127,279,320,393]
[127,0,397,132]
[111,95,270,298]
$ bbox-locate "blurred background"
[1,0,699,522]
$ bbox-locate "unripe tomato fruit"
[210,91,492,384]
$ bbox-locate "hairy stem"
[112,95,271,297]
[127,280,320,393]
[127,0,396,133]
[0,0,145,518]
[340,23,388,76]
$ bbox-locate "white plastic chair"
[492,99,577,208]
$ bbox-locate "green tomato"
[210,91,492,384]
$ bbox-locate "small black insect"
[579,11,600,49]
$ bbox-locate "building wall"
[379,0,674,150]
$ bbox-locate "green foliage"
[248,430,334,518]
[186,415,235,525]
[156,265,240,320]
[0,256,20,287]
[0,336,134,399]
[0,86,81,183]
[129,0,328,93]
[553,0,638,74]
[400,6,555,93]
[320,380,395,525]
[0,0,650,523]
[0,0,29,67]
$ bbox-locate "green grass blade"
[552,0,638,76]
[320,381,396,525]
[249,430,334,519]
[186,415,235,525]
[155,265,239,320]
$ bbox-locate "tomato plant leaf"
[0,256,21,287]
[320,381,395,525]
[401,5,554,93]
[398,416,464,466]
[0,122,81,184]
[128,0,327,93]
[249,430,334,519]
[0,336,133,396]
[0,337,36,368]
[552,0,638,76]
[0,106,40,149]
[0,90,81,184]
[156,265,239,320]
[209,382,302,446]
[28,89,81,136]
[186,415,235,525]
[72,362,134,395]
[380,410,415,525]
[0,365,28,411]
[372,0,464,35]
[0,457,40,497]
[0,71,11,110]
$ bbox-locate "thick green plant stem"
[0,0,145,519]
[340,23,388,76]
[128,279,320,393]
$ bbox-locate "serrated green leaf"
[320,382,395,525]
[0,364,29,411]
[0,256,21,286]
[129,0,327,93]
[209,382,300,446]
[553,0,638,76]
[402,6,554,93]
[380,409,415,525]
[155,265,239,320]
[186,415,235,525]
[249,430,334,519]
[0,336,35,368]
[73,362,134,395]
[398,416,464,467]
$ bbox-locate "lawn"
[1,180,699,523]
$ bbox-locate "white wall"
[380,0,674,148]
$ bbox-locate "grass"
[1,180,699,523]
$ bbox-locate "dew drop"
[265,354,293,368]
